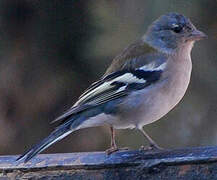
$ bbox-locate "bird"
[17,12,206,162]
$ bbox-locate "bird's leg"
[106,126,129,155]
[139,128,163,151]
[106,126,118,154]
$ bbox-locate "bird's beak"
[188,29,207,41]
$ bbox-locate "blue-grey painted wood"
[1,146,217,179]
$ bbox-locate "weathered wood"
[1,146,217,179]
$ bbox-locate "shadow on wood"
[0,146,217,179]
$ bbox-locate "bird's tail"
[16,121,74,163]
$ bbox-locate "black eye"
[171,24,183,33]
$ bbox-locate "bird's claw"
[140,144,164,151]
[106,147,129,155]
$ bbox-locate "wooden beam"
[1,146,217,179]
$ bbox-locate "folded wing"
[52,61,166,124]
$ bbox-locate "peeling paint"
[178,165,191,176]
[0,146,217,179]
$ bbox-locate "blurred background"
[0,0,216,155]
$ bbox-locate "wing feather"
[52,61,166,124]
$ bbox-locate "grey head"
[143,12,207,53]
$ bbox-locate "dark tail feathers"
[16,122,73,163]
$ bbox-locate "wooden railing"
[0,146,217,179]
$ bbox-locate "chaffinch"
[17,12,206,162]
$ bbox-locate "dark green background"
[0,0,216,155]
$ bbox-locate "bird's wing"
[51,59,166,124]
[104,39,156,75]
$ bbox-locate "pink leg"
[106,127,118,155]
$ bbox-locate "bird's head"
[143,12,207,54]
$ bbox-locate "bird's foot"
[140,144,164,152]
[106,147,129,155]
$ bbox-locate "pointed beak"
[188,29,207,41]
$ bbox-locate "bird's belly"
[77,112,135,130]
[117,71,191,129]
